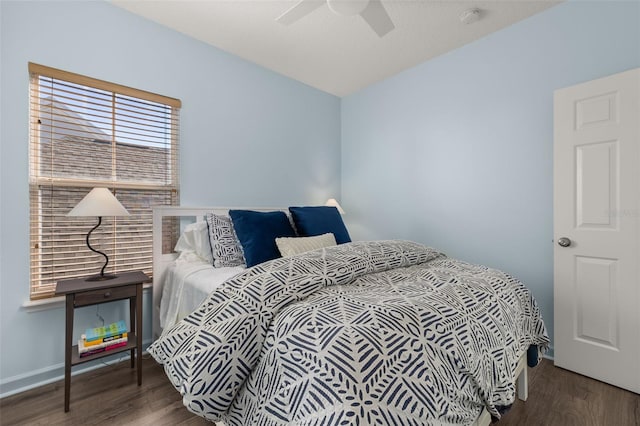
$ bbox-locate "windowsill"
[22,283,152,313]
[22,296,65,312]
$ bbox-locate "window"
[29,63,180,299]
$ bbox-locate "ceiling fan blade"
[360,0,394,37]
[277,0,325,25]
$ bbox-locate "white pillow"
[174,221,213,264]
[275,233,337,257]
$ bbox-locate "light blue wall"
[0,0,340,395]
[341,0,640,353]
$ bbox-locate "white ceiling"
[111,0,559,97]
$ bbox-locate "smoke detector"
[459,8,482,24]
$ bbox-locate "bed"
[149,206,549,426]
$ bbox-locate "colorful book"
[78,336,128,354]
[85,320,127,342]
[81,332,128,347]
[78,340,127,357]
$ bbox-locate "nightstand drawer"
[74,285,137,306]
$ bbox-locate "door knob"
[558,237,571,247]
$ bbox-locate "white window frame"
[28,63,180,300]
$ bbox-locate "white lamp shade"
[67,188,130,217]
[325,198,345,215]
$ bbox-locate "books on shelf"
[78,320,129,357]
[85,320,127,342]
[78,339,127,357]
[81,332,128,347]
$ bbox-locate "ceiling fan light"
[327,0,370,16]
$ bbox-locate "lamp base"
[85,274,118,282]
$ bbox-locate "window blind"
[29,63,180,299]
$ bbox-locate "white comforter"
[160,259,243,330]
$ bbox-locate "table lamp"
[325,198,345,214]
[67,188,130,281]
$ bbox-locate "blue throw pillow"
[289,206,351,244]
[229,210,296,267]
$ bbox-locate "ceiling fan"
[277,0,395,37]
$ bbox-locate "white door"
[554,68,640,393]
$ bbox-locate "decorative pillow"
[289,206,351,244]
[229,210,296,267]
[173,221,213,264]
[275,233,337,257]
[206,213,246,268]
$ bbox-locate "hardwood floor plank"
[498,359,639,426]
[1,357,637,425]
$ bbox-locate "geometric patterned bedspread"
[148,240,549,425]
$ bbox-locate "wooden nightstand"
[55,271,149,412]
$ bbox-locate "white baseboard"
[0,339,153,399]
[542,344,554,361]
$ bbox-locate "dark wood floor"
[0,357,638,425]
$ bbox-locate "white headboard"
[151,206,284,340]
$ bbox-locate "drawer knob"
[104,291,111,298]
